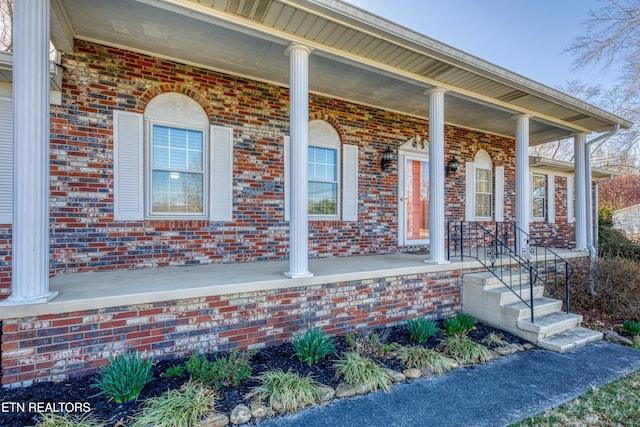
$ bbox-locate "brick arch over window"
[138,85,215,121]
[309,112,346,141]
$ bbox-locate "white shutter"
[113,110,143,221]
[494,166,504,222]
[342,145,358,222]
[547,174,555,224]
[567,177,574,223]
[210,125,233,222]
[0,98,12,224]
[465,162,475,221]
[284,136,290,222]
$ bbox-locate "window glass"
[151,125,204,214]
[308,146,338,215]
[475,168,492,218]
[532,175,546,219]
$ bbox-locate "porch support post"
[285,43,313,278]
[573,132,588,251]
[426,88,449,264]
[4,0,57,304]
[584,140,596,258]
[515,114,531,255]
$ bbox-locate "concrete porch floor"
[0,250,587,320]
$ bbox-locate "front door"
[400,156,429,245]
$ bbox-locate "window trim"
[474,166,492,220]
[307,120,342,221]
[145,119,209,219]
[531,173,547,221]
[308,144,340,220]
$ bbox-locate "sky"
[343,0,617,91]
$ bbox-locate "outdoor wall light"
[446,156,460,177]
[381,147,395,172]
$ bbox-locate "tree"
[598,174,640,210]
[0,0,11,52]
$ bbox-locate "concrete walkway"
[256,342,640,427]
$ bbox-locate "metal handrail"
[447,221,574,322]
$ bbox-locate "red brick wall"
[1,271,461,386]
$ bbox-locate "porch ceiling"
[50,0,631,145]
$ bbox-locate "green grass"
[438,336,492,365]
[30,413,104,427]
[129,381,216,427]
[443,313,476,336]
[333,351,393,392]
[512,370,640,426]
[91,352,153,403]
[396,346,455,375]
[247,369,323,413]
[291,328,336,366]
[405,318,439,343]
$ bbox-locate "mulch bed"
[0,321,525,427]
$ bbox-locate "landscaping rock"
[355,383,372,395]
[494,345,518,356]
[402,368,422,379]
[603,329,633,346]
[317,384,336,402]
[448,359,459,369]
[249,400,269,419]
[200,412,229,427]
[386,369,406,383]
[335,383,356,398]
[523,343,534,350]
[230,404,251,425]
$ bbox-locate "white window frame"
[466,150,493,221]
[531,174,546,221]
[145,121,209,219]
[308,120,341,221]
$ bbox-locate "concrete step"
[536,327,603,353]
[464,270,531,290]
[517,312,582,341]
[502,297,563,322]
[485,284,545,306]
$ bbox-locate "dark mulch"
[0,321,524,427]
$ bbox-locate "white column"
[285,43,313,278]
[515,114,531,255]
[426,88,449,264]
[4,0,57,304]
[574,133,587,250]
[585,141,596,257]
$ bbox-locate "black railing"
[447,221,574,322]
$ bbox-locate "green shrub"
[247,369,322,413]
[405,317,439,343]
[333,351,392,392]
[92,352,153,403]
[130,381,216,427]
[396,346,454,375]
[624,320,640,336]
[186,350,255,390]
[443,313,476,336]
[438,336,492,365]
[164,364,186,378]
[31,413,104,427]
[292,328,335,366]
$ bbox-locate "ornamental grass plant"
[92,352,153,403]
[438,336,492,365]
[396,345,455,375]
[247,369,323,414]
[405,317,439,343]
[186,349,255,390]
[30,413,104,427]
[291,328,336,366]
[443,313,476,336]
[333,351,393,392]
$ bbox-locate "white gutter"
[585,124,621,258]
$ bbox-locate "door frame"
[398,143,430,247]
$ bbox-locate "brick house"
[0,0,630,386]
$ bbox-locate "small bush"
[92,352,153,403]
[570,257,640,322]
[396,346,454,375]
[481,332,510,348]
[164,365,186,378]
[624,320,640,336]
[130,381,216,427]
[443,313,476,336]
[247,369,322,413]
[31,413,104,427]
[186,349,255,390]
[405,318,439,343]
[292,328,335,366]
[345,329,398,358]
[333,351,392,392]
[438,336,492,365]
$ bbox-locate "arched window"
[308,120,341,218]
[474,150,492,219]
